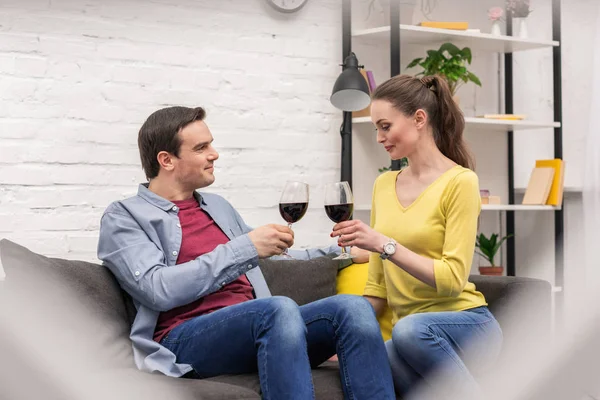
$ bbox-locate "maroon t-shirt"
[153,197,254,342]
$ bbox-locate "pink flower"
[488,6,504,21]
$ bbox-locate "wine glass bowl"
[324,182,354,260]
[278,181,309,257]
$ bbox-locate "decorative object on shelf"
[480,190,501,205]
[506,0,532,38]
[366,0,418,25]
[522,167,554,205]
[477,113,526,120]
[265,0,308,13]
[379,157,408,174]
[535,159,565,206]
[488,6,504,36]
[352,70,377,118]
[406,42,482,97]
[476,232,513,276]
[418,21,468,30]
[330,52,371,187]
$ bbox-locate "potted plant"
[379,157,408,174]
[475,232,513,276]
[506,0,532,38]
[406,42,482,99]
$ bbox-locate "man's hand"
[248,224,294,258]
[349,246,370,263]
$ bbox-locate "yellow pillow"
[336,263,393,341]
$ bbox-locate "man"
[97,106,394,399]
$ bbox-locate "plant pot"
[479,266,504,276]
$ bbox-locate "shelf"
[355,204,561,212]
[481,204,561,211]
[353,116,560,131]
[352,24,559,53]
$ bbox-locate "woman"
[331,74,503,397]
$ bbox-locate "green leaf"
[461,47,472,64]
[407,58,422,69]
[468,72,482,86]
[439,42,460,56]
[475,251,493,264]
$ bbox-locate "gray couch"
[0,239,551,399]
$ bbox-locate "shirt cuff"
[230,234,260,265]
[364,282,387,299]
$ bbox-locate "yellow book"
[477,114,527,120]
[535,159,565,206]
[522,167,555,205]
[419,21,469,30]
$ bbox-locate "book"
[418,21,469,30]
[476,114,527,120]
[352,69,371,118]
[366,70,377,91]
[535,159,565,206]
[522,167,555,205]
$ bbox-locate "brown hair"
[372,74,474,169]
[138,106,206,180]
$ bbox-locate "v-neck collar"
[394,165,461,211]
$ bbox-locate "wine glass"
[324,181,354,260]
[279,181,309,257]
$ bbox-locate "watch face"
[384,242,396,254]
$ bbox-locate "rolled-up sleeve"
[433,171,481,298]
[98,208,259,312]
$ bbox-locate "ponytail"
[372,74,474,170]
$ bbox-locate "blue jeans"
[160,295,395,400]
[386,306,503,398]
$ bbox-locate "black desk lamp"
[330,52,371,189]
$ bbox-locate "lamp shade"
[330,53,371,112]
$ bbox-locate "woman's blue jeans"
[386,306,503,398]
[160,294,395,400]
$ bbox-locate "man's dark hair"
[138,106,206,180]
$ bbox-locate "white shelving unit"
[352,24,559,53]
[348,9,564,296]
[353,116,560,131]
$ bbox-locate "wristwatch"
[380,238,397,260]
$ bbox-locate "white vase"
[514,17,528,39]
[490,20,502,36]
[365,0,418,25]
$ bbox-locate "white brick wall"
[0,0,344,262]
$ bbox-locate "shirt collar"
[137,183,206,211]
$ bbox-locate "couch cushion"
[206,361,344,400]
[258,255,339,306]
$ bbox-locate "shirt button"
[247,264,252,270]
[221,282,226,286]
[177,223,181,228]
[134,271,140,276]
[172,251,178,256]
[172,206,178,211]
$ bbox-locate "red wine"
[279,202,308,224]
[325,203,353,223]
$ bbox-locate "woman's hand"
[349,246,370,263]
[331,220,388,254]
